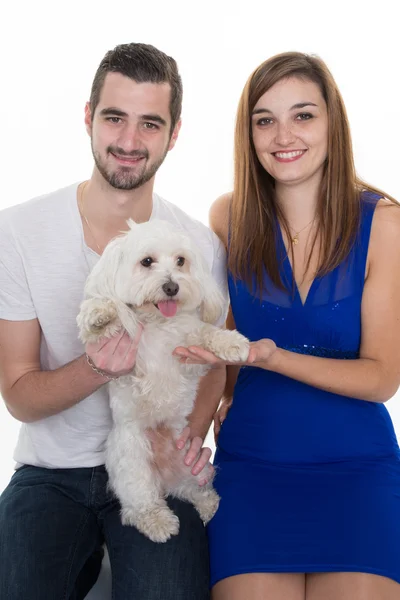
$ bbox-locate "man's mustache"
[107,147,149,160]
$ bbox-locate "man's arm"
[0,319,138,423]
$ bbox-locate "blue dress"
[208,192,400,586]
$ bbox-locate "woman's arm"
[213,307,240,439]
[178,201,400,404]
[208,193,240,438]
[263,202,400,402]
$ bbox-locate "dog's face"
[85,219,224,324]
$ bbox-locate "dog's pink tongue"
[157,300,178,318]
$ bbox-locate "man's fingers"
[131,323,144,346]
[124,341,139,367]
[86,329,124,355]
[86,327,143,375]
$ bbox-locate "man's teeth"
[114,154,143,161]
[275,150,304,158]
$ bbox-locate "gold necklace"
[290,218,315,246]
[78,181,103,254]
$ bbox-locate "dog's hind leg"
[106,423,180,543]
[172,479,220,524]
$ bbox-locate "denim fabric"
[0,465,210,599]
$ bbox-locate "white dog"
[77,219,249,542]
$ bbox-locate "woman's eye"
[176,256,185,267]
[257,118,273,126]
[296,113,313,121]
[140,257,154,267]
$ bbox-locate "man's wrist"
[84,353,117,381]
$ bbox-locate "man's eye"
[143,122,158,130]
[176,256,185,267]
[107,117,122,124]
[140,257,154,267]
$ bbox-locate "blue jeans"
[0,465,210,599]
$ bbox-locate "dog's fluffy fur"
[77,219,249,542]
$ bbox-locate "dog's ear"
[84,236,124,299]
[200,279,225,324]
[189,247,225,324]
[83,234,139,338]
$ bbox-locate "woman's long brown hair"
[229,52,397,293]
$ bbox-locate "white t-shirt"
[0,183,228,469]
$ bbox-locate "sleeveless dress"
[208,192,400,587]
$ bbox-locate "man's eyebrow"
[252,101,318,116]
[99,108,129,117]
[98,108,167,127]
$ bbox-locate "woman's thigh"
[212,573,306,600]
[306,572,400,600]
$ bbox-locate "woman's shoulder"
[209,192,232,248]
[368,196,400,266]
[372,197,400,231]
[359,189,400,235]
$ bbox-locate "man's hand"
[85,326,143,378]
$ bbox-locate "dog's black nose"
[162,281,179,297]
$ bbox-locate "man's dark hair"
[90,43,183,132]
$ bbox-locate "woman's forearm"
[265,348,399,403]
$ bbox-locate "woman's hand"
[175,426,214,486]
[173,338,277,368]
[147,425,214,487]
[213,396,233,443]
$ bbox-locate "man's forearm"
[188,366,227,439]
[4,354,108,423]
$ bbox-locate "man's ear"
[84,102,92,137]
[168,119,182,151]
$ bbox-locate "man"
[0,43,227,600]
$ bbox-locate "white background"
[1,0,399,493]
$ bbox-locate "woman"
[174,52,400,599]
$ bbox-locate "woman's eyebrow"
[252,101,318,116]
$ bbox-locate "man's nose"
[116,123,143,153]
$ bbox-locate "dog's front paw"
[210,330,250,363]
[194,489,220,524]
[122,506,180,543]
[78,298,121,343]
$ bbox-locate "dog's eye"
[140,257,154,268]
[176,256,185,267]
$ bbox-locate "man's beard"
[92,144,168,191]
